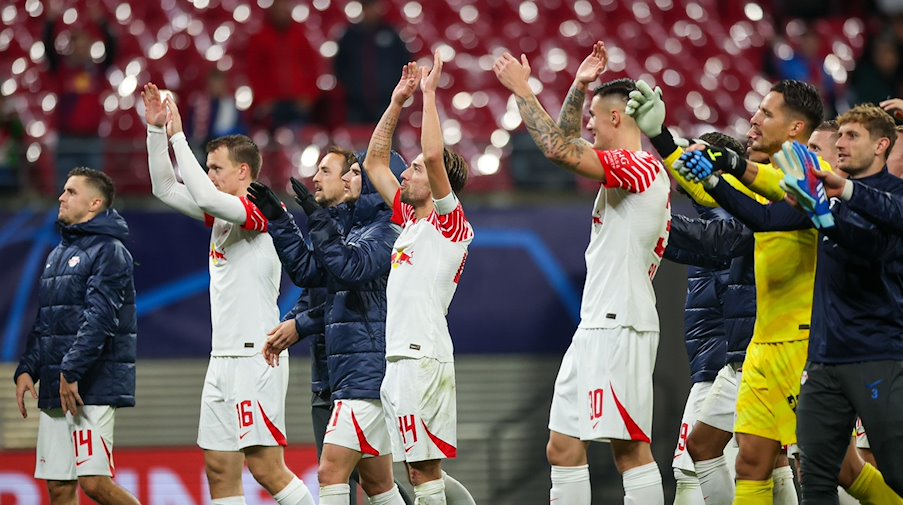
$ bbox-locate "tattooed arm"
[363,62,418,206]
[495,52,607,181]
[558,41,607,140]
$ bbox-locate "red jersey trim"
[204,213,215,228]
[239,196,269,232]
[596,149,661,193]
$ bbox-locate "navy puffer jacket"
[667,210,755,366]
[664,205,731,383]
[269,154,404,400]
[14,209,137,409]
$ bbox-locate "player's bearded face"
[749,92,794,156]
[313,153,348,206]
[400,154,431,205]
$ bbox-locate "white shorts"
[855,418,870,449]
[197,355,289,451]
[697,362,742,433]
[35,406,116,480]
[380,358,457,463]
[548,327,659,443]
[672,381,713,471]
[323,399,392,458]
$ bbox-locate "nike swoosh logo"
[239,431,251,440]
[324,429,336,436]
[76,459,90,467]
[405,445,415,453]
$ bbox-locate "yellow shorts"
[734,340,808,446]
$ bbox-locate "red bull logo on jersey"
[210,243,227,265]
[391,248,414,268]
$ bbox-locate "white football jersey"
[385,190,474,362]
[579,149,671,332]
[205,196,282,356]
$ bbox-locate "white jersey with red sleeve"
[579,149,671,332]
[385,190,474,362]
[205,196,282,356]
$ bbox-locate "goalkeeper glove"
[773,141,835,229]
[676,145,746,183]
[625,79,665,137]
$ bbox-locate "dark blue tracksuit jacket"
[14,209,137,409]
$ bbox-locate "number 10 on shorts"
[588,388,604,421]
[398,415,418,444]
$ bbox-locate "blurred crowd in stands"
[3,0,903,198]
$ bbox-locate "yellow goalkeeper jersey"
[662,147,828,343]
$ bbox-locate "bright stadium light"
[115,3,131,22]
[519,1,537,23]
[301,145,321,170]
[205,45,224,62]
[574,0,593,18]
[313,0,330,11]
[12,57,26,75]
[744,3,763,21]
[345,1,362,20]
[1,78,17,96]
[471,91,488,108]
[460,5,478,24]
[477,152,500,175]
[547,48,567,72]
[320,41,338,58]
[26,142,42,162]
[217,55,233,71]
[490,129,510,148]
[452,92,472,110]
[25,0,42,17]
[2,5,16,24]
[214,24,232,44]
[559,21,579,38]
[30,41,45,62]
[292,4,310,22]
[443,120,462,145]
[118,75,138,97]
[233,4,251,23]
[28,120,46,138]
[501,110,522,130]
[148,42,167,60]
[63,8,77,25]
[236,86,253,110]
[42,93,57,112]
[403,2,422,22]
[317,74,336,91]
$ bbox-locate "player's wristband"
[841,180,854,201]
[650,128,679,159]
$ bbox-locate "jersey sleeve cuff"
[433,192,459,215]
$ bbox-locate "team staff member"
[15,167,139,505]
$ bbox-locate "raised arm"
[363,62,418,206]
[494,52,606,180]
[558,41,607,140]
[818,171,903,234]
[142,83,205,220]
[164,97,247,224]
[420,51,453,200]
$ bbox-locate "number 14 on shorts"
[398,414,418,446]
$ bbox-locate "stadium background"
[0,0,892,503]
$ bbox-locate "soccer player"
[495,42,671,504]
[14,167,139,505]
[361,55,476,505]
[143,83,314,505]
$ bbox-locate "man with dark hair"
[143,83,315,505]
[495,42,671,504]
[808,120,840,170]
[362,54,476,505]
[15,167,139,505]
